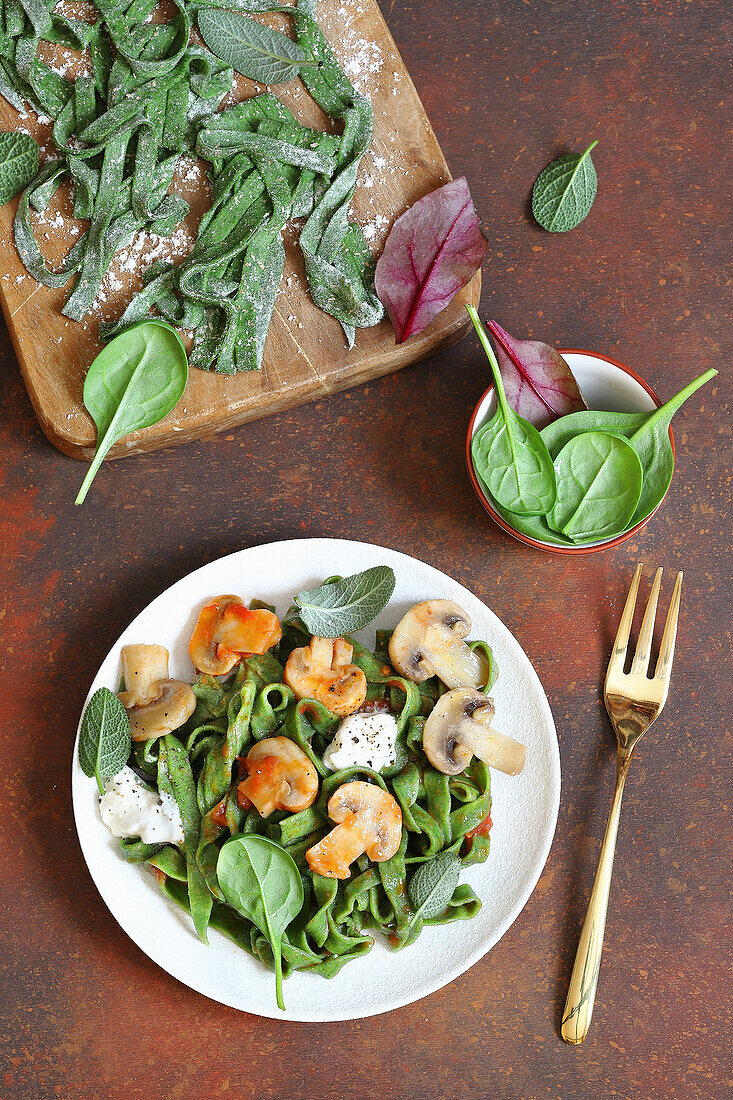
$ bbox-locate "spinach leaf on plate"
[469,306,556,516]
[217,834,303,1011]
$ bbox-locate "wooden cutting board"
[0,0,480,461]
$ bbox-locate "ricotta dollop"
[322,712,399,773]
[98,765,184,845]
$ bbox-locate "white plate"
[72,538,560,1021]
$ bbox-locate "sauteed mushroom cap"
[305,781,402,879]
[188,595,282,676]
[423,688,526,776]
[118,644,196,741]
[238,736,319,818]
[284,636,367,718]
[388,600,486,689]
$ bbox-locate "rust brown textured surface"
[0,1,731,1098]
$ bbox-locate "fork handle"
[561,753,632,1044]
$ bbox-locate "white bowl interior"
[470,352,658,548]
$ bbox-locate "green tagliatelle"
[117,599,497,981]
[3,0,383,373]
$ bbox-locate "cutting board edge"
[39,271,481,462]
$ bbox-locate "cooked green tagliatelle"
[114,600,497,982]
[4,0,382,373]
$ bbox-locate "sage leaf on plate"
[78,688,131,796]
[487,321,586,428]
[627,368,717,526]
[469,306,556,516]
[217,834,303,1011]
[295,566,396,637]
[407,851,461,928]
[532,140,599,233]
[375,177,487,344]
[158,735,213,944]
[549,431,643,541]
[0,132,39,205]
[75,320,188,506]
[197,8,318,85]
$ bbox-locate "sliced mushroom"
[422,687,526,776]
[238,736,319,818]
[188,595,282,676]
[118,643,196,742]
[120,643,169,700]
[284,636,367,718]
[306,781,402,879]
[388,600,487,689]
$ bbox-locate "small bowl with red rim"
[466,350,673,554]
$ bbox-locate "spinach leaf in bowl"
[541,409,649,458]
[549,431,643,542]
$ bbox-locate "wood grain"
[0,0,480,461]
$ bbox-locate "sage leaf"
[549,431,643,542]
[294,566,396,637]
[217,834,304,1010]
[78,688,131,796]
[197,9,318,85]
[487,321,586,428]
[627,368,717,526]
[407,851,461,927]
[0,131,39,205]
[75,321,188,505]
[469,306,556,516]
[532,140,598,233]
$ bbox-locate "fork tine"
[654,571,683,686]
[608,563,643,672]
[630,567,663,676]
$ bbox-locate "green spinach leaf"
[541,409,649,458]
[217,834,304,1011]
[295,566,396,637]
[532,140,598,233]
[197,8,319,85]
[0,132,39,205]
[75,321,188,505]
[550,431,643,541]
[469,306,556,516]
[78,687,131,795]
[407,851,461,928]
[627,368,717,525]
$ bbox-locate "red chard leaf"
[487,321,587,428]
[375,177,487,344]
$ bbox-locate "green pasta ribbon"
[99,613,497,981]
[4,0,383,372]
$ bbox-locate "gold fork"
[561,563,683,1045]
